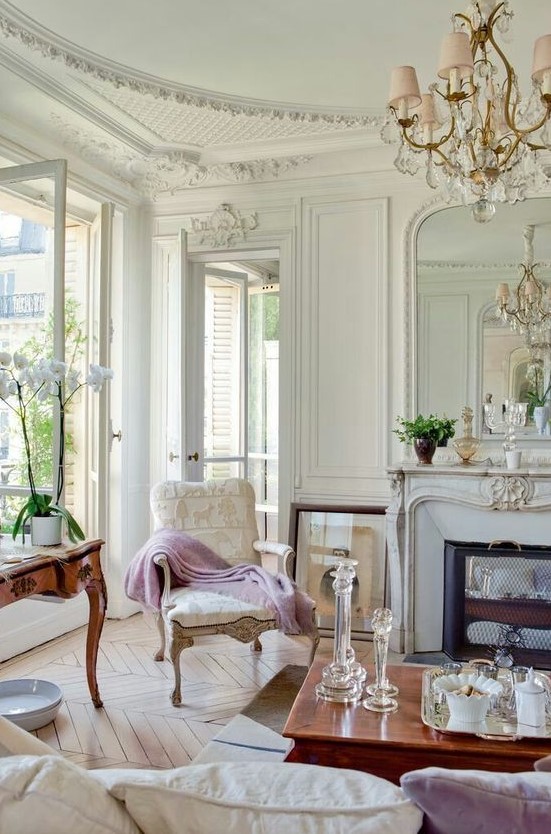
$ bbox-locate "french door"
[185,263,248,481]
[160,240,280,537]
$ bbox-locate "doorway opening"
[199,257,280,539]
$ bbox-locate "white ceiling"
[0,1,549,207]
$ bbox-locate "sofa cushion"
[0,715,62,758]
[400,766,551,834]
[97,761,423,834]
[0,755,140,834]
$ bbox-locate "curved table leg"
[84,577,108,707]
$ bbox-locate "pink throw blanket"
[124,529,315,636]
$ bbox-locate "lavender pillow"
[400,767,551,834]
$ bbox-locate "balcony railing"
[0,292,45,319]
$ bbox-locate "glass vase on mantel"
[315,555,365,703]
[453,406,481,465]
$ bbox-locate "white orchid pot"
[533,405,550,435]
[31,515,62,547]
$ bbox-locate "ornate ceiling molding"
[418,260,551,271]
[190,204,258,247]
[0,3,380,128]
[50,114,311,196]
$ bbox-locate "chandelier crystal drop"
[383,2,551,222]
[495,224,551,358]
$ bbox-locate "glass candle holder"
[362,607,398,713]
[315,557,363,703]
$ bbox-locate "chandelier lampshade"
[382,1,551,222]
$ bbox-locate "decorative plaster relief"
[50,114,311,197]
[0,7,381,129]
[190,204,258,247]
[481,475,532,510]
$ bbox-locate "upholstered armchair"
[150,478,319,705]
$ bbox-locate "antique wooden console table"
[0,538,107,707]
[283,659,550,784]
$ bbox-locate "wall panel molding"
[298,195,388,497]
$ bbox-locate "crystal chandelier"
[382,1,551,223]
[496,224,551,356]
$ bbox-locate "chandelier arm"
[487,24,551,139]
[398,118,456,153]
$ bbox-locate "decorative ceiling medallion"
[50,115,311,196]
[0,6,379,129]
[190,204,258,247]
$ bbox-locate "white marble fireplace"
[386,462,551,654]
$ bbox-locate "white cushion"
[0,755,139,834]
[150,479,260,566]
[99,761,423,834]
[0,715,61,758]
[167,588,276,627]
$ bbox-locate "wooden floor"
[0,614,328,770]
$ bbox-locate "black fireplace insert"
[443,540,551,670]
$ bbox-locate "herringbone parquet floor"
[0,613,334,770]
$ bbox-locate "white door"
[185,265,248,481]
[88,203,114,541]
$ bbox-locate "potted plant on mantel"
[394,414,457,465]
[0,351,112,546]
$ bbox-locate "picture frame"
[289,503,388,639]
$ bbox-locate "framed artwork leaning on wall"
[288,504,388,639]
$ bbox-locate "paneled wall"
[150,175,426,525]
[297,196,387,500]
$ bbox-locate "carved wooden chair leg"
[154,612,166,661]
[251,636,263,652]
[169,628,194,706]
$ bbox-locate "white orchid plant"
[0,350,113,543]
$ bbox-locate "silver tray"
[421,666,551,741]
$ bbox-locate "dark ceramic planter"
[413,437,437,465]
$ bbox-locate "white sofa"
[0,716,549,834]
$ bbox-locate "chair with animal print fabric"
[150,478,319,704]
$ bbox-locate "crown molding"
[0,1,382,128]
[50,114,313,197]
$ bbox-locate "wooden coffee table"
[282,658,550,784]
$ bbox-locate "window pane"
[248,288,279,531]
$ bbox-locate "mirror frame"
[404,194,551,448]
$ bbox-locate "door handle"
[112,429,122,442]
[187,452,199,462]
[168,451,180,462]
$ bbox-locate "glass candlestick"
[315,557,363,703]
[362,607,398,713]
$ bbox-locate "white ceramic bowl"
[433,671,503,700]
[445,689,491,723]
[0,679,63,731]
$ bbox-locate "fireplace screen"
[443,540,551,669]
[289,504,387,638]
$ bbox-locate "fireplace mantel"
[385,463,551,654]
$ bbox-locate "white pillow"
[0,716,61,758]
[0,755,140,834]
[99,760,423,834]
